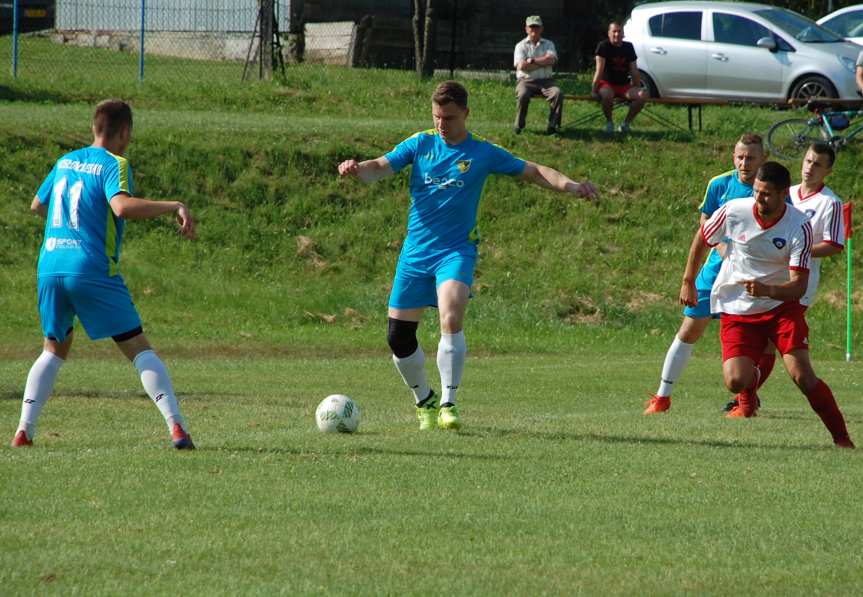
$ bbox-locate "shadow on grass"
[201,444,511,460]
[0,85,70,104]
[555,127,694,143]
[462,425,836,451]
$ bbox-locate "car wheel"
[788,75,837,100]
[638,70,659,98]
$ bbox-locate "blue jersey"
[385,130,525,260]
[696,170,753,284]
[35,147,133,278]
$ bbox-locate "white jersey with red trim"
[790,183,844,306]
[701,197,813,316]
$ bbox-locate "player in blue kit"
[338,81,598,430]
[644,133,769,415]
[10,100,197,449]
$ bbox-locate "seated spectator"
[513,15,563,135]
[593,22,648,134]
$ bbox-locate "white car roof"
[817,4,863,24]
[632,1,782,13]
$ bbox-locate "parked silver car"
[624,1,861,101]
[817,4,863,46]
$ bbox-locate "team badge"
[804,209,816,220]
[772,237,787,249]
[457,159,472,173]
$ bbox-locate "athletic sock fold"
[756,351,776,389]
[18,351,65,439]
[393,347,432,404]
[438,331,467,405]
[133,349,186,433]
[656,335,695,398]
[804,379,851,443]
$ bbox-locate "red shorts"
[597,80,632,98]
[720,302,809,362]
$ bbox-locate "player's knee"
[439,312,463,334]
[387,318,419,358]
[724,371,749,393]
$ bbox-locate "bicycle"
[767,98,863,160]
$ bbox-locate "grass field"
[3,353,863,595]
[2,39,863,594]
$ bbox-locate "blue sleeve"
[384,134,422,173]
[488,143,526,176]
[699,178,724,216]
[36,164,58,205]
[102,156,133,202]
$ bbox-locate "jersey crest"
[772,237,787,249]
[457,159,472,173]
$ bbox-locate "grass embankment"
[1,37,861,360]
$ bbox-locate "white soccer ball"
[315,394,361,433]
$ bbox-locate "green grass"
[2,353,863,594]
[2,41,863,594]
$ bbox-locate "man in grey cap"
[513,15,563,135]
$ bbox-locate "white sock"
[18,351,65,439]
[437,331,467,405]
[656,336,695,397]
[133,350,186,432]
[393,347,432,404]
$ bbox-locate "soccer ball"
[315,394,361,433]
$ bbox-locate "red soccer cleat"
[835,437,855,449]
[643,395,671,415]
[10,430,33,448]
[725,404,758,418]
[171,424,195,450]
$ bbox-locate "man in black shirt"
[592,22,647,134]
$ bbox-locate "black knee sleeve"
[387,318,419,358]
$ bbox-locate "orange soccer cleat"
[643,395,671,415]
[171,424,195,450]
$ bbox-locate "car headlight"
[839,55,856,74]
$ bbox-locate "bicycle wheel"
[767,118,825,161]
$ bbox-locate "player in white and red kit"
[722,142,845,414]
[680,162,853,448]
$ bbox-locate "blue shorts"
[388,251,476,309]
[682,263,720,320]
[38,275,142,342]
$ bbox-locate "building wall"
[55,0,291,32]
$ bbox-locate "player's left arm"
[110,193,196,239]
[30,195,47,218]
[811,241,843,258]
[810,200,845,258]
[521,161,598,201]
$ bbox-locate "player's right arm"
[337,157,394,184]
[592,55,606,94]
[110,193,196,239]
[681,205,727,306]
[30,195,47,218]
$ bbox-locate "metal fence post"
[261,0,274,80]
[139,0,146,81]
[12,0,19,78]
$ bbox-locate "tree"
[412,0,435,78]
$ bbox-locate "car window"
[648,11,702,40]
[821,10,863,37]
[713,13,773,46]
[755,8,843,43]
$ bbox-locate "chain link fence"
[2,0,853,92]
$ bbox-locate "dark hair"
[93,99,133,139]
[808,141,835,167]
[756,161,791,189]
[608,22,622,30]
[736,132,764,150]
[432,81,468,109]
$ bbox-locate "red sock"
[737,366,761,415]
[804,379,851,443]
[756,352,775,389]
